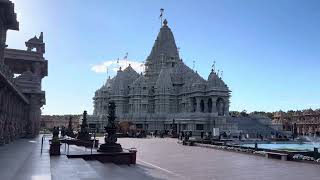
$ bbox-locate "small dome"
[27,36,42,44]
[207,70,228,89]
[110,65,139,95]
[303,109,314,116]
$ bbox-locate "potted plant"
[50,127,61,155]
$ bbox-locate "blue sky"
[8,0,320,115]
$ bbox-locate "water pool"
[242,142,319,152]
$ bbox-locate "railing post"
[40,135,44,154]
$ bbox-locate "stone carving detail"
[0,1,48,144]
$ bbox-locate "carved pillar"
[196,98,201,112]
[0,86,4,144]
[3,90,10,143]
[189,98,193,112]
[28,94,42,136]
[8,94,13,141]
[211,97,217,113]
[224,98,230,116]
[0,23,6,64]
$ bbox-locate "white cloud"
[91,59,145,74]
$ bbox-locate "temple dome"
[147,20,179,61]
[27,36,42,43]
[110,66,139,95]
[207,70,228,90]
[145,19,180,77]
[303,109,314,116]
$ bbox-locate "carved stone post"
[196,98,201,112]
[211,97,218,113]
[0,87,4,145]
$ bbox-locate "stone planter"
[50,143,61,156]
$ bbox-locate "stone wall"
[41,115,81,130]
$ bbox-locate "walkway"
[0,136,319,180]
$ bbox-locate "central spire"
[145,18,180,78]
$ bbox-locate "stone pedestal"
[49,143,61,156]
[98,143,123,153]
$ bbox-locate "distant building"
[273,109,320,135]
[89,19,236,134]
[0,1,47,145]
[40,115,81,130]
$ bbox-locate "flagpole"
[160,8,164,27]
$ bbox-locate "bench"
[265,152,288,161]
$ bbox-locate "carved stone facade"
[40,115,80,130]
[273,109,320,135]
[90,19,235,134]
[0,1,47,144]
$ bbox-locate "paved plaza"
[0,136,320,180]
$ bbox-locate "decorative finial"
[160,8,164,27]
[119,66,122,71]
[212,61,216,72]
[39,32,43,41]
[128,63,131,67]
[192,60,195,71]
[163,19,168,26]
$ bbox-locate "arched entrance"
[216,98,225,116]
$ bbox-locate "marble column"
[224,99,230,116]
[196,98,201,112]
[3,90,10,143]
[211,97,217,113]
[0,87,4,145]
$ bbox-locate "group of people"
[51,126,75,138]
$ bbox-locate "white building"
[90,19,237,134]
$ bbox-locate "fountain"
[304,135,320,154]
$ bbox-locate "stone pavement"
[0,135,51,180]
[0,136,320,180]
[117,137,320,180]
